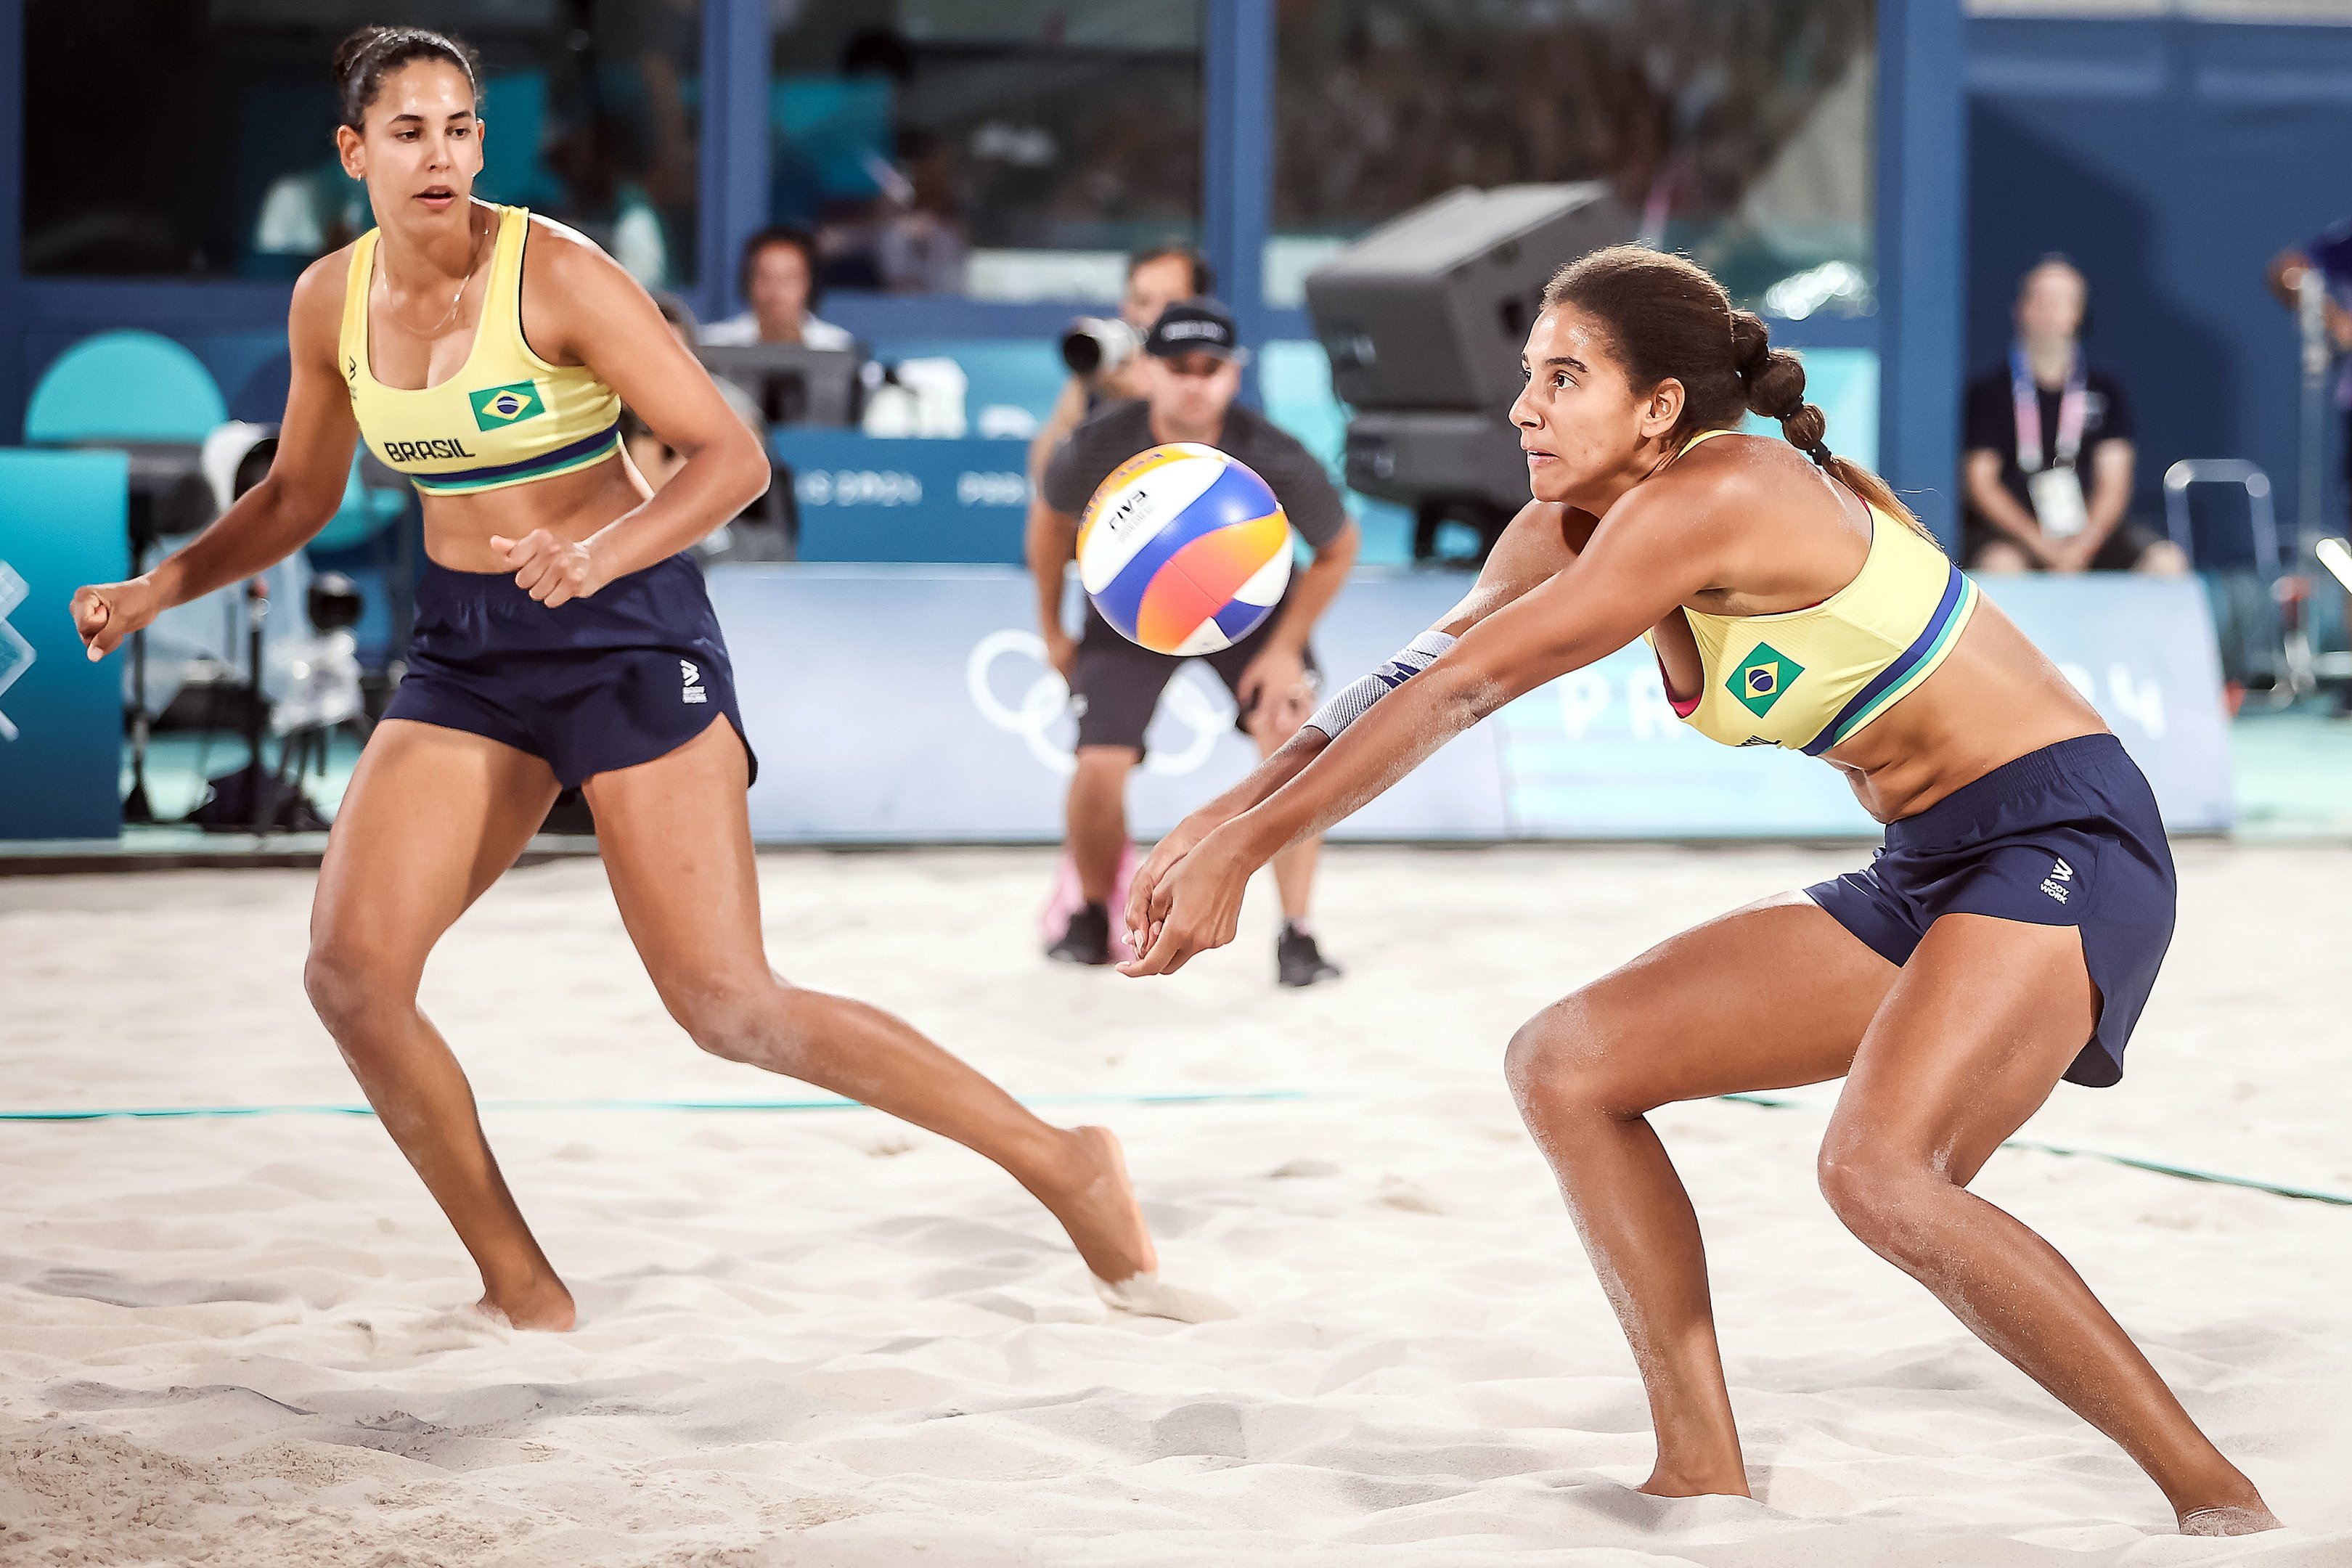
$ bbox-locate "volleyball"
[1076,443,1292,656]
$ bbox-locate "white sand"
[2,842,2348,1566]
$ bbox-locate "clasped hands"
[1116,811,1265,978]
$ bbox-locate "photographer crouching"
[1027,299,1360,985]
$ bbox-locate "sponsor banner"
[770,431,1032,564]
[710,565,2233,843]
[0,452,128,841]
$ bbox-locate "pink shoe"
[1042,844,1138,960]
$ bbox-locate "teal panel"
[0,450,129,839]
[25,331,227,444]
[1740,346,1880,470]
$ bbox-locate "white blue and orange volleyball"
[1077,443,1293,656]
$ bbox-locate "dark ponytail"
[1544,245,1932,541]
[332,25,481,131]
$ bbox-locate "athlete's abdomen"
[415,449,648,573]
[1825,600,2108,823]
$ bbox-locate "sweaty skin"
[69,56,1172,1331]
[1112,303,2281,1535]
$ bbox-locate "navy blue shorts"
[1806,733,2173,1087]
[383,552,755,791]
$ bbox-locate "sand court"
[3,844,2348,1564]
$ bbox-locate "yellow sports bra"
[1649,428,1980,756]
[339,203,622,497]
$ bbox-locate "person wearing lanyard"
[1962,258,2186,576]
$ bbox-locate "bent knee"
[1506,994,1642,1117]
[1816,1135,1945,1251]
[662,971,802,1065]
[302,942,412,1035]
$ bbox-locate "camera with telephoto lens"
[1060,316,1140,377]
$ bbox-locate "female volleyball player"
[1116,247,2279,1532]
[69,26,1188,1331]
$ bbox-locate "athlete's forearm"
[1229,658,1494,862]
[1181,727,1328,834]
[1232,568,1629,859]
[585,439,767,579]
[147,478,335,608]
[1264,523,1358,653]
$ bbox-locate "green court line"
[5,1087,2342,1210]
[1720,1092,2352,1208]
[0,1089,1309,1124]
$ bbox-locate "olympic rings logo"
[964,629,1230,778]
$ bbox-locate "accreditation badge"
[2027,465,2090,539]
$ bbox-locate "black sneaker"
[1276,923,1342,988]
[1048,902,1113,965]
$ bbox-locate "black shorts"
[383,552,756,791]
[1071,603,1318,754]
[1806,734,2173,1088]
[1961,515,2169,571]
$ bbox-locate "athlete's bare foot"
[2179,1503,2282,1536]
[476,1275,577,1332]
[1637,1464,1751,1500]
[1032,1124,1158,1285]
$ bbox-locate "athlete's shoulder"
[518,210,629,286]
[288,241,362,351]
[1606,433,1780,542]
[293,239,362,303]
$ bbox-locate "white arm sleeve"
[1303,629,1458,740]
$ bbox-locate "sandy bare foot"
[1036,1124,1158,1286]
[2179,1505,2283,1536]
[476,1276,577,1332]
[1636,1467,1752,1500]
[1030,1127,1240,1323]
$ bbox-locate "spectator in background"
[1026,245,1211,484]
[699,227,855,349]
[1963,257,2186,576]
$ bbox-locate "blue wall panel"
[1876,0,1969,548]
[1968,15,2352,546]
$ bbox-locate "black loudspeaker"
[1305,184,1639,562]
[1304,183,1638,413]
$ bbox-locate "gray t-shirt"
[1041,399,1349,550]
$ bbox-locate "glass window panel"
[1270,0,1875,316]
[767,0,1202,302]
[22,0,702,290]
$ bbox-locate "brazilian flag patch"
[1728,642,1804,719]
[469,380,546,430]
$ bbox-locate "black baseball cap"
[1144,297,1247,362]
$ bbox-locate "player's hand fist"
[491,529,606,608]
[70,578,161,661]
